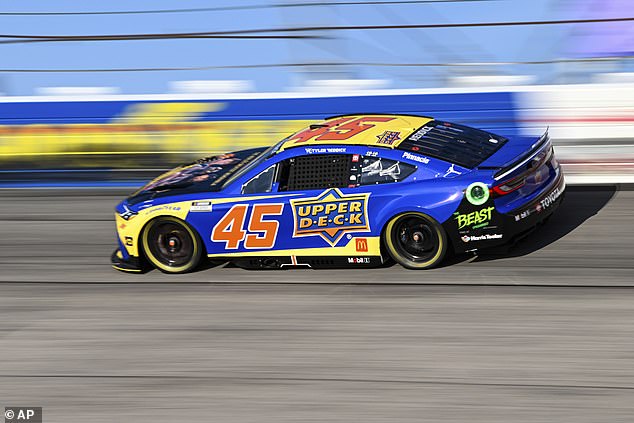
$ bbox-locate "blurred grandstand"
[0,0,631,186]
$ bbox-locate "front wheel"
[141,217,203,273]
[383,212,448,270]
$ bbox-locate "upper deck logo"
[376,131,401,145]
[290,188,371,246]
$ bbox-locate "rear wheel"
[383,212,447,269]
[142,217,203,273]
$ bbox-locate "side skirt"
[229,255,385,270]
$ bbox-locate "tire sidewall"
[141,216,203,273]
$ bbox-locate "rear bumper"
[448,170,565,253]
[111,249,143,273]
[502,170,566,239]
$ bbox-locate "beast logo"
[290,188,371,246]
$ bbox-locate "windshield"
[220,138,287,190]
[126,141,287,206]
[131,148,265,196]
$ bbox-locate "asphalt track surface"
[1,186,633,422]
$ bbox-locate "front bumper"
[111,248,143,273]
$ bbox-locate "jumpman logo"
[444,164,462,177]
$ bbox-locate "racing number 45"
[211,204,284,249]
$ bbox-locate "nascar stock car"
[112,114,565,273]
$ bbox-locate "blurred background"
[1,3,634,422]
[0,0,632,186]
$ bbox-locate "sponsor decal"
[461,233,503,243]
[290,188,371,246]
[537,186,563,212]
[304,147,347,154]
[355,238,369,252]
[514,209,531,221]
[119,204,137,221]
[443,163,462,178]
[124,236,133,247]
[401,151,430,164]
[144,204,182,215]
[408,125,434,141]
[190,201,213,212]
[348,257,371,264]
[376,130,401,145]
[465,182,490,206]
[454,206,495,230]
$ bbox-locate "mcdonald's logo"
[355,238,368,252]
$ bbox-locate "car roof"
[278,114,433,152]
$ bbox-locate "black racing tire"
[383,212,448,270]
[141,216,203,274]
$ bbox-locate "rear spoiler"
[493,129,551,181]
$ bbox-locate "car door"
[272,153,365,250]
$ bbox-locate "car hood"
[125,149,267,206]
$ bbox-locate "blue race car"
[112,114,565,273]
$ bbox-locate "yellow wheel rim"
[142,216,201,273]
[384,212,445,269]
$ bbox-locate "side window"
[241,164,276,194]
[355,156,416,186]
[274,153,416,192]
[278,154,352,192]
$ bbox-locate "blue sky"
[0,0,608,95]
